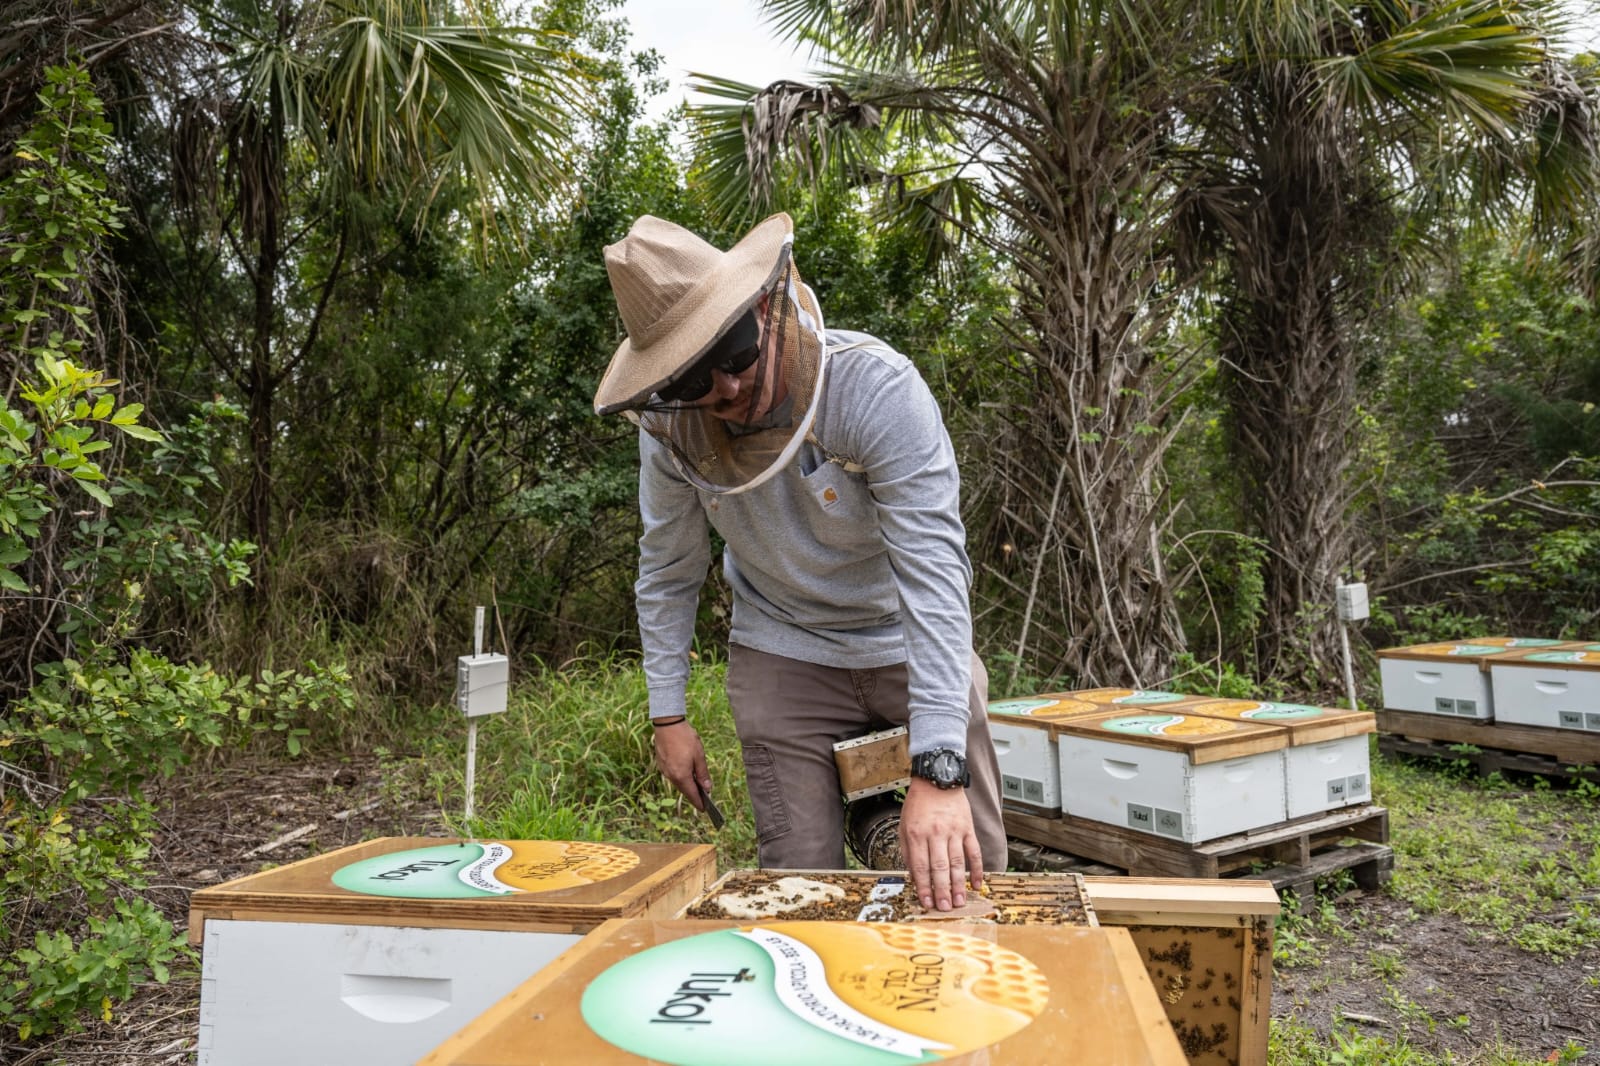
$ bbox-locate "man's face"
[683,293,787,424]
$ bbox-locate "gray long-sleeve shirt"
[634,329,975,756]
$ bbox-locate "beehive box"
[1487,644,1600,732]
[418,919,1187,1065]
[988,692,1133,810]
[1185,700,1376,819]
[679,868,1096,926]
[188,837,716,1066]
[1083,877,1280,1066]
[1377,638,1566,719]
[1056,711,1289,842]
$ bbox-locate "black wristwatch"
[910,748,970,790]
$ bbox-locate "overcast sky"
[617,0,813,118]
[617,0,1599,121]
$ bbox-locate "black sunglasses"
[658,311,761,404]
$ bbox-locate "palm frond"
[687,72,887,224]
[875,173,991,275]
[1313,0,1546,134]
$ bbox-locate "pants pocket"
[740,743,792,844]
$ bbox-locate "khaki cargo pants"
[724,644,1008,872]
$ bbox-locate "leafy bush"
[0,64,356,1042]
[0,651,353,1038]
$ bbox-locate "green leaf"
[116,424,164,443]
[78,481,112,507]
[0,567,28,591]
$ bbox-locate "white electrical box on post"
[1335,580,1370,712]
[457,606,509,824]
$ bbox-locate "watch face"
[915,750,966,787]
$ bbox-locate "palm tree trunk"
[1221,293,1354,683]
[1215,103,1378,685]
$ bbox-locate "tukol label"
[581,921,1049,1065]
[329,840,639,899]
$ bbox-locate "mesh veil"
[635,260,827,495]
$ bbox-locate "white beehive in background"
[1185,699,1376,818]
[987,693,1124,810]
[1377,638,1567,719]
[1486,643,1600,732]
[1055,710,1289,842]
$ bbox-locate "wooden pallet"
[1377,709,1600,782]
[1378,733,1600,783]
[1005,804,1392,909]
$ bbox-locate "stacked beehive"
[1378,637,1600,732]
[187,837,716,1066]
[991,687,1375,841]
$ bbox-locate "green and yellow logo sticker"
[1523,651,1596,664]
[1194,700,1325,720]
[987,698,1057,716]
[1442,644,1502,656]
[582,922,1048,1064]
[1097,713,1240,737]
[330,840,639,899]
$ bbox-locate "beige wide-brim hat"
[595,212,830,496]
[594,213,794,416]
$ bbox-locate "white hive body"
[1055,711,1289,843]
[189,838,717,1066]
[1377,637,1566,719]
[1486,644,1600,732]
[1184,699,1375,820]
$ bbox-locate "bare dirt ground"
[6,754,1598,1065]
[1273,892,1599,1060]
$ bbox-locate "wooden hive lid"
[1376,637,1566,666]
[1183,699,1376,745]
[988,693,1128,733]
[186,837,717,943]
[416,919,1185,1066]
[1062,687,1198,707]
[1053,708,1288,763]
[1486,645,1600,672]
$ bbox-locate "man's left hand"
[899,777,984,911]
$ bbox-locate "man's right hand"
[653,721,712,809]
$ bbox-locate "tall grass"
[408,654,758,871]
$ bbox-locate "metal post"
[466,605,486,826]
[465,719,478,824]
[1339,621,1360,711]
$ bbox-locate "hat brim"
[594,214,793,416]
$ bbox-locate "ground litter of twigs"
[6,753,1598,1065]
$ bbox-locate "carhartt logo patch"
[821,486,839,508]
